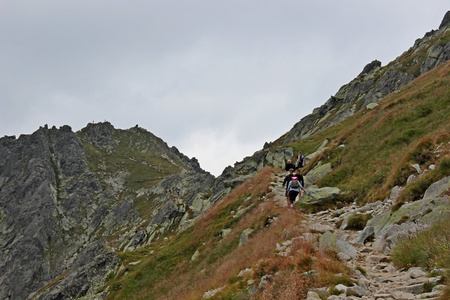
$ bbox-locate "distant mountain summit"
[0,122,219,299]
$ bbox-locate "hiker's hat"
[292,177,298,180]
[289,168,294,171]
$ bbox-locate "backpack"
[290,179,300,189]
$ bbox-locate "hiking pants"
[288,190,299,204]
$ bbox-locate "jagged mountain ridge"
[0,11,448,300]
[279,11,450,144]
[0,122,218,299]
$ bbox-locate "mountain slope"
[290,60,450,205]
[280,11,450,144]
[215,11,450,199]
[103,51,450,300]
[0,122,216,299]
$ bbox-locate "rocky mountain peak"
[79,121,117,149]
[357,59,382,77]
[439,10,450,29]
[0,122,220,299]
[279,10,450,145]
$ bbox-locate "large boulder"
[363,197,450,253]
[265,147,294,169]
[298,186,341,210]
[239,228,254,246]
[319,231,357,259]
[305,140,330,161]
[304,163,332,186]
[423,176,450,200]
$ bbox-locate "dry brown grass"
[256,270,310,300]
[163,199,306,299]
[166,169,352,299]
[132,167,306,299]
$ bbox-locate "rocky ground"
[269,172,447,300]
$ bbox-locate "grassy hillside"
[77,125,181,194]
[288,60,450,204]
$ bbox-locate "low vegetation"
[392,217,450,270]
[392,217,450,298]
[346,214,371,230]
[106,167,352,299]
[77,126,180,194]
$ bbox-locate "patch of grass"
[395,215,410,225]
[439,30,450,46]
[356,266,367,277]
[392,217,450,270]
[78,127,181,193]
[391,201,405,212]
[346,214,372,230]
[399,156,450,202]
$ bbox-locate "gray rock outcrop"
[423,176,450,200]
[360,197,450,253]
[281,15,450,144]
[298,186,341,209]
[319,231,357,259]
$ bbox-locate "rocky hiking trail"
[268,172,447,300]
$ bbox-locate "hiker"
[282,168,295,203]
[284,159,295,171]
[295,151,305,169]
[287,176,306,209]
[287,176,300,209]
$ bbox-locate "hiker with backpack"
[295,151,306,169]
[287,175,306,209]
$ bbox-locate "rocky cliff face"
[0,122,217,300]
[281,12,450,144]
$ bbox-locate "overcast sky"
[0,1,448,176]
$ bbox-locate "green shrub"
[346,214,371,230]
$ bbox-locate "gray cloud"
[1,1,448,175]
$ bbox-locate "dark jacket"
[282,174,295,187]
[284,163,295,171]
[296,174,305,187]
